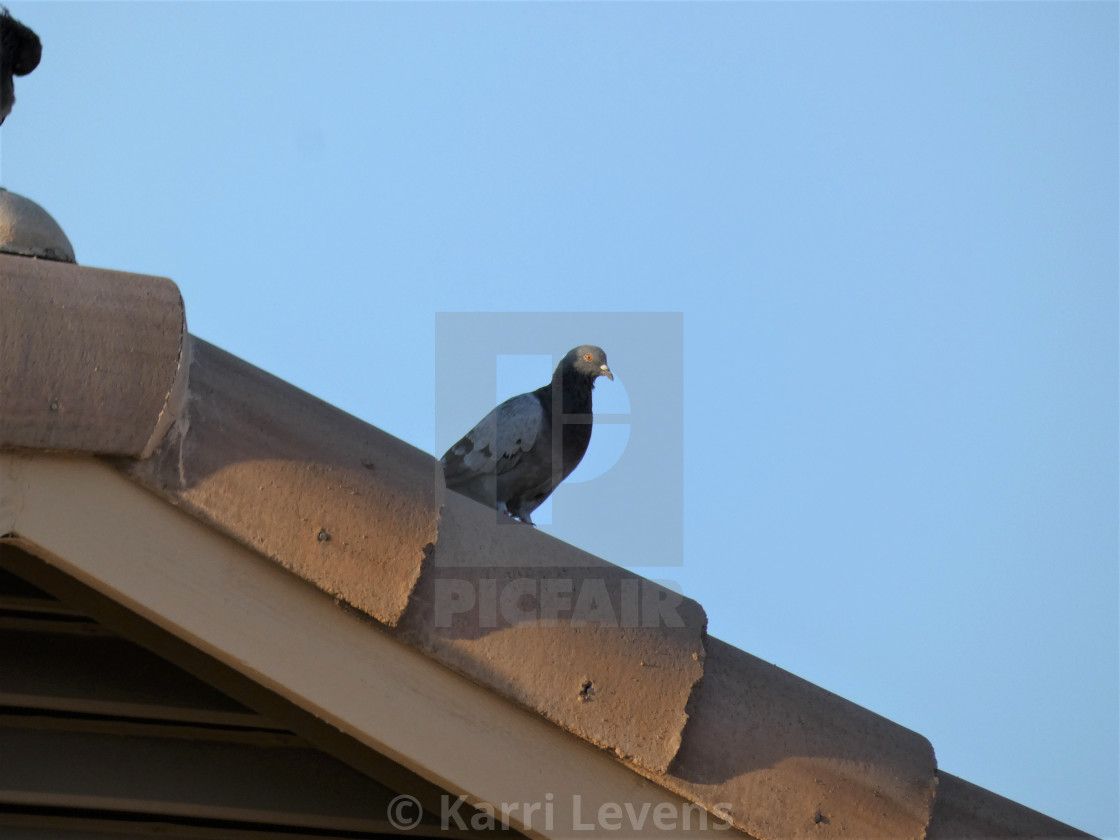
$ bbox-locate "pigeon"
[441,345,614,525]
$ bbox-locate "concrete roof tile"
[398,488,707,774]
[118,337,436,627]
[927,772,1094,840]
[0,254,186,458]
[657,637,937,840]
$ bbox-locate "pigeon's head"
[562,345,613,383]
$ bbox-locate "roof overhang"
[0,452,738,839]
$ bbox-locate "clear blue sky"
[4,2,1116,835]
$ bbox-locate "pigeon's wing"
[441,393,544,484]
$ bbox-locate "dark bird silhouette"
[0,7,41,126]
[441,345,614,525]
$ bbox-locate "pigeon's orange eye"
[584,353,593,362]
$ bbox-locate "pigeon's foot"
[496,502,527,525]
[499,501,534,526]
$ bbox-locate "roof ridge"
[1,255,1097,840]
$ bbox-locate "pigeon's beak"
[600,365,614,381]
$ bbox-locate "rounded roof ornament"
[0,188,76,263]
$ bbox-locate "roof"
[0,249,1098,840]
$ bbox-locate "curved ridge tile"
[659,637,937,840]
[397,489,707,774]
[117,338,437,627]
[928,773,1097,840]
[0,255,187,457]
